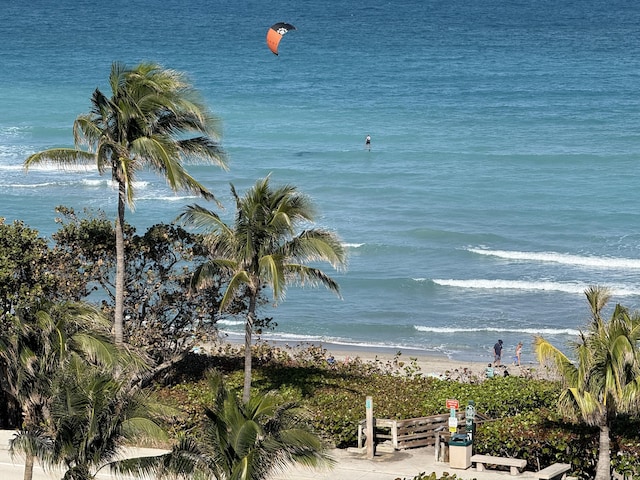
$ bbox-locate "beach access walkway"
[0,430,560,480]
[271,446,563,480]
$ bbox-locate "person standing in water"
[514,342,523,366]
[365,134,371,150]
[493,339,504,366]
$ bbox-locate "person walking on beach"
[514,341,523,366]
[493,339,503,366]
[365,134,371,151]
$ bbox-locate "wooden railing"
[357,412,487,450]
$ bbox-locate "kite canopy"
[266,22,296,55]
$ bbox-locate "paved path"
[0,430,548,480]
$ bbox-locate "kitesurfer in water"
[365,134,371,151]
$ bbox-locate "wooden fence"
[357,411,487,451]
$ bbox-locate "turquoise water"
[2,0,640,362]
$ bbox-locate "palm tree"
[24,62,227,345]
[47,355,169,480]
[534,286,640,480]
[114,371,334,480]
[0,301,120,480]
[178,176,347,402]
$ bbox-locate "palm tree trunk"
[22,454,34,480]
[242,295,257,404]
[114,183,126,345]
[595,423,611,480]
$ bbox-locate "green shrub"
[421,376,560,418]
[154,346,640,476]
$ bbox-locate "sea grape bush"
[155,346,640,477]
[474,409,598,478]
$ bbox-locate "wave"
[468,248,640,270]
[81,179,108,187]
[0,164,27,171]
[138,194,198,202]
[25,163,93,173]
[6,182,63,188]
[0,126,28,137]
[432,278,640,296]
[414,325,581,336]
[81,179,149,189]
[344,243,364,248]
[217,319,244,326]
[219,329,446,355]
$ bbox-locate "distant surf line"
[468,248,640,270]
[218,329,447,355]
[430,278,640,296]
[414,325,581,336]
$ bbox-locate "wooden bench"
[471,454,527,476]
[536,463,572,480]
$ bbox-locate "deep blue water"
[2,0,640,363]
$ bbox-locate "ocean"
[2,0,640,364]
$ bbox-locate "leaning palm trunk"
[23,454,34,480]
[243,296,257,403]
[595,424,611,480]
[114,183,126,345]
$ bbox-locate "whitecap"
[432,278,640,296]
[414,325,581,336]
[468,248,640,270]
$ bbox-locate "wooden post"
[391,419,398,449]
[366,396,374,459]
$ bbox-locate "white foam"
[469,248,640,270]
[414,325,581,336]
[217,319,244,326]
[432,278,640,296]
[138,195,198,202]
[25,163,93,173]
[6,182,61,188]
[218,329,441,354]
[0,164,26,171]
[81,179,108,187]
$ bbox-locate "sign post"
[465,400,476,442]
[446,398,459,433]
[366,396,374,459]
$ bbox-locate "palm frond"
[284,264,342,298]
[176,204,229,232]
[533,336,578,384]
[220,270,251,312]
[24,148,95,171]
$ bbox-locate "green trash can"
[448,434,472,469]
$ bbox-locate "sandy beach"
[214,338,536,381]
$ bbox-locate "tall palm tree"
[178,176,347,402]
[1,301,120,480]
[534,286,640,480]
[24,62,227,345]
[114,371,334,480]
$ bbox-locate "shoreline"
[215,337,537,379]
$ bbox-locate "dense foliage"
[0,218,75,323]
[52,212,207,364]
[157,346,560,447]
[155,345,640,479]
